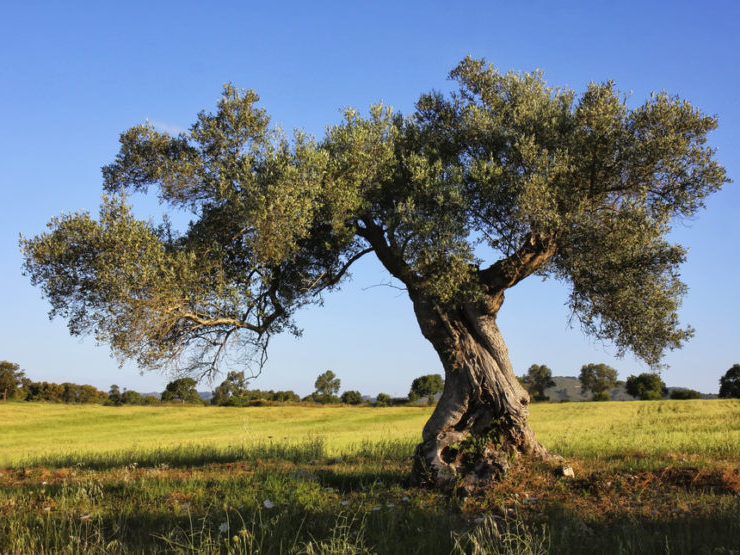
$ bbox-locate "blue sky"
[1,1,738,396]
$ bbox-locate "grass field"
[1,400,739,553]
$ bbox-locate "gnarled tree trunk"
[410,292,549,489]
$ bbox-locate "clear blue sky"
[1,1,738,396]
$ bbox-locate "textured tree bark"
[409,292,550,489]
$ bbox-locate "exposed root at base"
[411,442,565,494]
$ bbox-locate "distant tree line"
[518,362,721,402]
[3,357,736,407]
[0,361,109,403]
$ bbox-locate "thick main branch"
[478,233,557,308]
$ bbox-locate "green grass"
[1,403,431,467]
[1,399,739,553]
[3,400,738,468]
[534,399,740,461]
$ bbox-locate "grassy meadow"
[1,400,739,553]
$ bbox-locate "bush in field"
[341,390,363,405]
[375,393,392,407]
[229,389,301,405]
[670,388,702,399]
[303,392,340,404]
[719,364,740,398]
[625,373,667,400]
[271,390,301,402]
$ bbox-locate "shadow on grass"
[545,507,740,555]
[3,494,739,554]
[1,499,460,554]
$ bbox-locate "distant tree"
[625,373,667,400]
[271,390,301,403]
[341,390,363,405]
[121,389,144,405]
[314,371,341,397]
[719,364,740,398]
[0,361,25,401]
[211,371,250,405]
[107,384,123,406]
[15,377,32,401]
[25,381,65,402]
[375,393,392,407]
[579,363,618,401]
[76,384,105,403]
[61,382,80,403]
[161,378,201,404]
[408,374,444,404]
[670,388,702,400]
[521,364,555,402]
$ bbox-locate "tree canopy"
[21,58,727,382]
[579,363,619,400]
[408,374,445,401]
[314,370,341,398]
[161,378,201,404]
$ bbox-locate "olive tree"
[21,58,727,487]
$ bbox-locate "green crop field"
[1,400,739,553]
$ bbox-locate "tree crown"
[522,364,555,399]
[625,372,667,400]
[21,59,728,378]
[579,363,618,396]
[408,374,444,400]
[314,370,340,397]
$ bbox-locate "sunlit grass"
[0,404,432,467]
[2,399,738,468]
[533,399,740,461]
